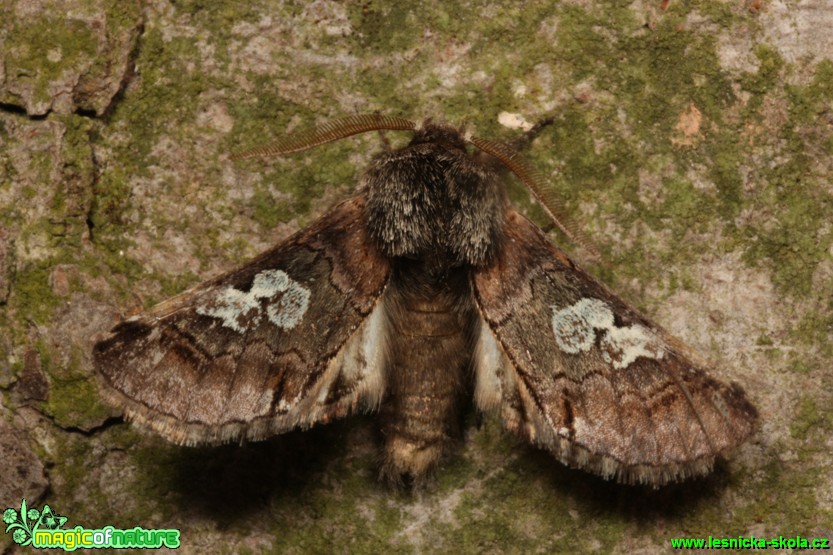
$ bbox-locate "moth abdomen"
[380,262,476,482]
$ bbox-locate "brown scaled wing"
[472,209,757,486]
[95,197,390,446]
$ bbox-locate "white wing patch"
[196,269,311,333]
[473,322,507,412]
[551,298,664,369]
[274,300,389,422]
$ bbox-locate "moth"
[94,114,757,486]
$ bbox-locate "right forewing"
[471,209,757,485]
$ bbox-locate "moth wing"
[472,209,757,485]
[95,196,391,446]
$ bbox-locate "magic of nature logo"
[3,499,180,551]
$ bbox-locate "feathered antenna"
[231,114,417,160]
[466,134,600,259]
[233,113,597,258]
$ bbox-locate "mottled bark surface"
[1,0,831,553]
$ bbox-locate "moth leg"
[376,128,393,152]
[508,116,555,151]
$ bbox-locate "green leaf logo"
[3,499,66,546]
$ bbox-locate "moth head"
[363,119,507,267]
[408,119,469,153]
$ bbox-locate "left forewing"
[472,209,757,485]
[94,196,391,446]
